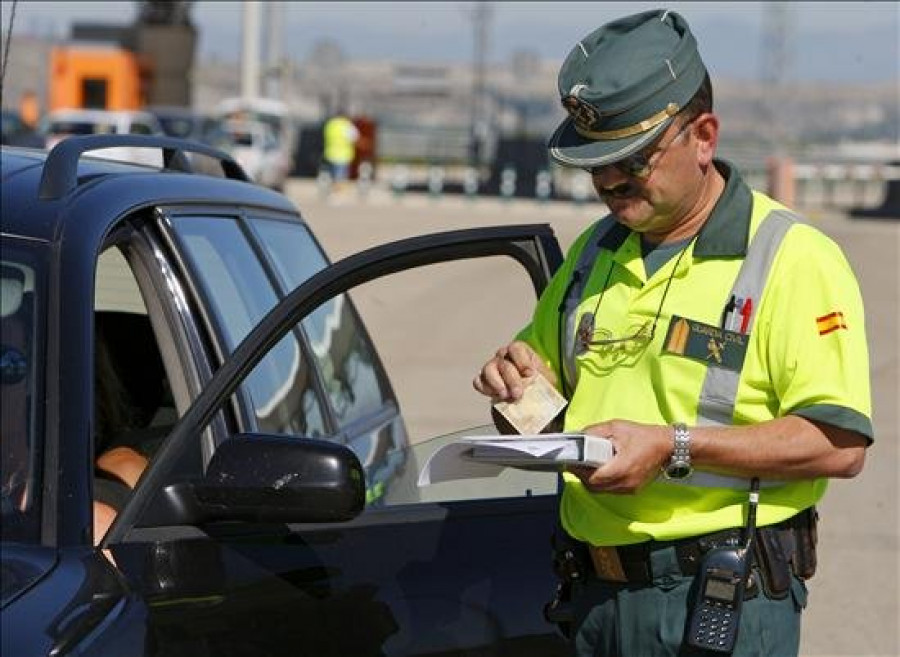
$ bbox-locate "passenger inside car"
[93,334,149,543]
[92,311,176,543]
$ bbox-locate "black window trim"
[153,207,250,452]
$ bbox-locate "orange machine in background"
[49,46,152,111]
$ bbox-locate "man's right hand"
[472,341,555,402]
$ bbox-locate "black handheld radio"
[686,478,760,654]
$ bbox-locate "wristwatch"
[663,422,694,480]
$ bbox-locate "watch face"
[665,461,693,480]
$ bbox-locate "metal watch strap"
[672,422,691,460]
[665,422,693,479]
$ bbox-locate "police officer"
[473,9,872,657]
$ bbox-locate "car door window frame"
[103,224,562,546]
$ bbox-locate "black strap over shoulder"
[93,472,132,512]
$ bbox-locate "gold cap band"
[574,102,680,140]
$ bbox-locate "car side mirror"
[149,434,366,526]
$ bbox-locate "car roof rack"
[38,134,252,200]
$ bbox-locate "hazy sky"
[3,1,898,82]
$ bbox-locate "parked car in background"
[145,105,230,148]
[37,109,164,166]
[221,118,292,190]
[1,134,570,656]
[217,96,297,179]
[145,106,232,176]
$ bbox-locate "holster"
[753,507,819,599]
[754,526,792,599]
[791,506,819,580]
[544,529,589,638]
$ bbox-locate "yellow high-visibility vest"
[323,116,357,166]
[518,161,872,546]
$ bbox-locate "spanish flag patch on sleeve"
[816,311,848,336]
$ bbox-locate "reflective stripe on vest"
[560,216,618,395]
[560,210,798,489]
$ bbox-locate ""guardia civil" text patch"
[662,315,749,371]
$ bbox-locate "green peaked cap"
[548,9,708,168]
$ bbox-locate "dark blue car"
[1,135,570,655]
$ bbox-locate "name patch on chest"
[662,316,748,371]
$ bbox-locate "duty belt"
[589,527,744,584]
[586,508,818,586]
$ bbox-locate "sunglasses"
[575,314,655,356]
[589,117,697,180]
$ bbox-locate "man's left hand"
[568,420,671,494]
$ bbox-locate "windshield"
[1,239,44,543]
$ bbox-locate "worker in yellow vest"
[473,10,871,657]
[323,110,359,190]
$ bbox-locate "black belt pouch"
[791,507,819,579]
[754,527,792,599]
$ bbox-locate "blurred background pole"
[761,2,796,206]
[468,2,492,170]
[263,1,283,100]
[241,0,261,100]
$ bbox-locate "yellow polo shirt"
[518,161,872,546]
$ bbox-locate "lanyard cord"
[583,234,696,345]
[743,477,761,550]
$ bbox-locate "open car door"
[104,223,570,656]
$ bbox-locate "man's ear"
[693,113,719,166]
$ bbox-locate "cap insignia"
[562,95,601,132]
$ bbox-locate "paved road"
[286,180,899,657]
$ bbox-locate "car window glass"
[249,217,388,429]
[341,255,559,505]
[0,245,42,543]
[170,216,327,438]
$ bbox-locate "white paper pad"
[417,434,614,486]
